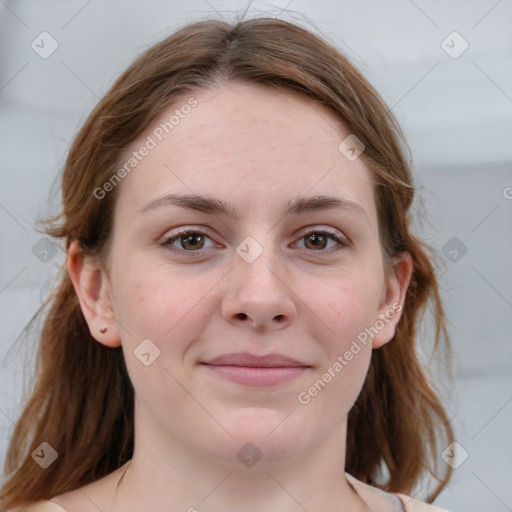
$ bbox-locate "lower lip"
[202,364,308,387]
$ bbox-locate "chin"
[205,410,315,468]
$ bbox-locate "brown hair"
[0,15,454,509]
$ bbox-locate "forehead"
[113,82,377,224]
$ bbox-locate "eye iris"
[181,233,204,250]
[305,233,328,250]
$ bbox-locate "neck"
[112,460,369,512]
[110,406,369,512]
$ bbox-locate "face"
[72,82,409,470]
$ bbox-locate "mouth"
[200,352,311,387]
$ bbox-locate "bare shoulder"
[48,489,90,512]
[7,500,69,512]
[48,488,106,512]
[49,482,111,512]
[47,463,127,512]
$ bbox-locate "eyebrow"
[137,193,368,221]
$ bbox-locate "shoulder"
[9,500,69,512]
[396,493,451,512]
[28,463,126,512]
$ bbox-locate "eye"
[162,228,217,254]
[161,227,350,257]
[294,229,350,253]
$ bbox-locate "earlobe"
[372,252,413,349]
[67,240,121,347]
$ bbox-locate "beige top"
[396,494,451,511]
[16,495,451,512]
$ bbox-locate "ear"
[372,252,413,349]
[67,240,121,347]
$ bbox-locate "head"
[1,16,453,508]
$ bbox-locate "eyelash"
[161,227,350,258]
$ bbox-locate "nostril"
[274,315,284,321]
[237,313,248,320]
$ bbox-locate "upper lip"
[202,352,310,368]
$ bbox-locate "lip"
[201,352,310,387]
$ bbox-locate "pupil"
[308,234,326,249]
[184,234,203,248]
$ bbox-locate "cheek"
[110,260,225,392]
[314,271,384,342]
[306,273,382,391]
[112,272,217,407]
[295,284,377,421]
[112,256,217,338]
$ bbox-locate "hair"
[0,15,454,510]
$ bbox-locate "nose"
[221,243,297,332]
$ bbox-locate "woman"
[1,16,454,512]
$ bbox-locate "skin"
[59,83,412,512]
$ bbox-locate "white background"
[0,1,511,511]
